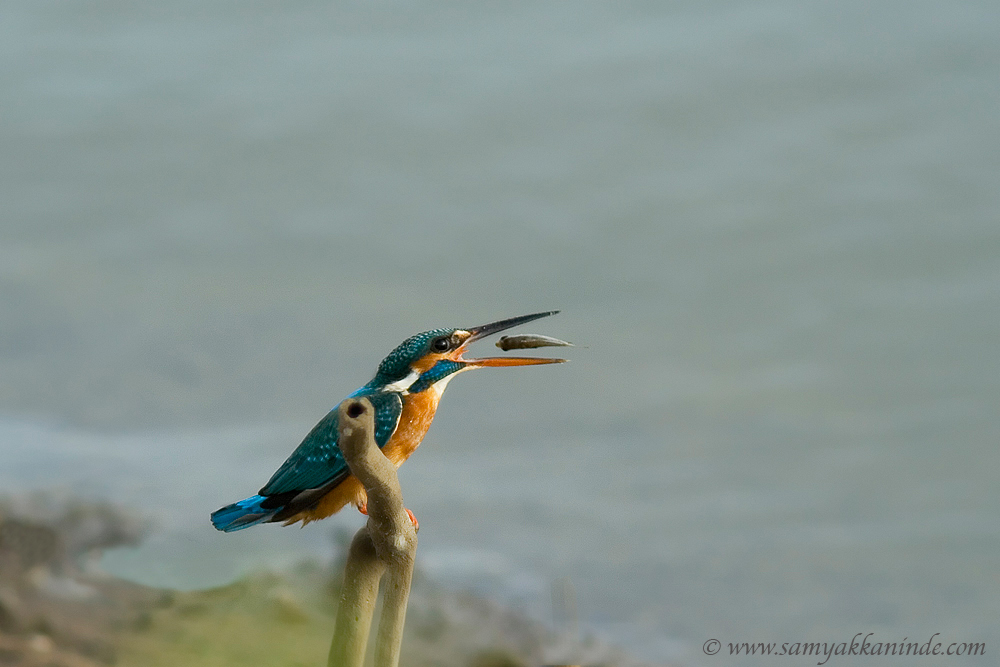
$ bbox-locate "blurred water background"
[2,1,998,664]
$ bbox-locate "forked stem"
[327,398,417,667]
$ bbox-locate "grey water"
[2,1,998,664]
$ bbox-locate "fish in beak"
[449,311,568,368]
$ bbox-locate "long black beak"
[465,311,560,343]
[458,311,566,368]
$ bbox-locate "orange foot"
[357,502,419,532]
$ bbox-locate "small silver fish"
[496,334,574,351]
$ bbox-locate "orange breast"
[382,390,440,466]
[283,391,441,526]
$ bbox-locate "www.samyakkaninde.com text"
[701,633,984,664]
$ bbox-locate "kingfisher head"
[367,311,566,396]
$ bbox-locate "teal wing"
[259,391,402,497]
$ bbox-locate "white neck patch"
[383,369,420,394]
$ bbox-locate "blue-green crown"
[372,328,455,384]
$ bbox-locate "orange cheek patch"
[410,352,447,373]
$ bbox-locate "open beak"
[453,311,567,368]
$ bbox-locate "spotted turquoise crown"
[371,328,454,385]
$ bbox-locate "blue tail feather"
[211,495,277,532]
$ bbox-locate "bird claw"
[405,507,419,532]
[358,501,418,532]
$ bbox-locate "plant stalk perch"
[328,397,417,667]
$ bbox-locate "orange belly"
[283,391,440,526]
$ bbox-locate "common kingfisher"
[211,311,565,532]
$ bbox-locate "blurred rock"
[0,495,159,666]
[0,494,665,667]
[0,518,62,581]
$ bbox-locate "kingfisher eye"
[431,336,450,352]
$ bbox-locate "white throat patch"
[429,364,475,398]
